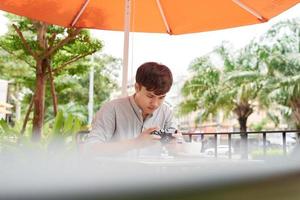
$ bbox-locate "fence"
[77,130,300,159]
[182,130,300,159]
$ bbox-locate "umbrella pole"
[88,57,94,125]
[121,0,131,97]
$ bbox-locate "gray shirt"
[87,95,174,143]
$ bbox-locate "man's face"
[134,84,166,115]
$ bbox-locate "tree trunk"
[32,59,48,140]
[238,117,248,133]
[234,102,253,132]
[47,64,58,116]
[238,116,248,159]
[234,103,253,160]
[31,21,49,141]
[21,94,34,135]
[290,98,300,127]
[13,22,83,139]
[290,98,300,141]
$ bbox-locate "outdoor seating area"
[1,1,300,200]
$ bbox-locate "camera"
[150,127,178,143]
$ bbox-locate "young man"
[85,62,175,155]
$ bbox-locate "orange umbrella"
[1,0,299,34]
[1,0,299,95]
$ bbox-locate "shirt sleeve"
[86,102,116,143]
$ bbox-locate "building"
[0,79,12,119]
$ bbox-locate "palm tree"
[215,43,263,132]
[179,56,221,122]
[258,19,300,130]
[179,42,263,133]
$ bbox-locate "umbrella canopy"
[1,0,299,34]
[1,0,299,95]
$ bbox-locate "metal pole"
[88,57,94,125]
[282,131,287,155]
[263,132,267,157]
[121,0,131,97]
[214,133,218,158]
[228,133,232,159]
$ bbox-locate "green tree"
[44,54,120,123]
[0,14,102,139]
[258,19,300,129]
[179,42,262,133]
[179,56,221,123]
[217,42,263,132]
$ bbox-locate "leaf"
[0,119,10,133]
[62,114,74,136]
[0,119,19,135]
[72,118,82,134]
[52,111,64,136]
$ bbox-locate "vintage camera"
[151,127,178,143]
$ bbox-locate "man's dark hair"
[136,62,173,95]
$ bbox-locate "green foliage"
[179,18,300,130]
[249,118,269,132]
[43,54,121,122]
[179,56,222,122]
[251,148,284,159]
[266,112,280,127]
[0,13,121,133]
[0,119,33,153]
[257,18,300,128]
[51,110,82,137]
[43,110,83,153]
[0,109,84,153]
[179,42,263,130]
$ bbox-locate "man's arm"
[86,102,116,143]
[84,101,160,156]
[83,127,159,156]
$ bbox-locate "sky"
[0,4,300,83]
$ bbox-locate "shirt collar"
[129,94,154,119]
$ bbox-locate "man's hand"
[135,127,160,147]
[82,127,162,156]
